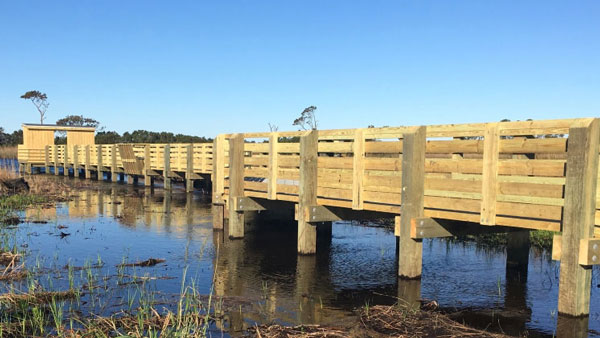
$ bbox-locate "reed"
[0,146,17,159]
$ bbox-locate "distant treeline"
[0,127,212,146]
[0,128,22,146]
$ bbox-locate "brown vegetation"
[0,146,17,159]
[250,305,509,338]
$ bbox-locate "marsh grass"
[0,146,17,159]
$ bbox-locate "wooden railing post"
[84,145,91,179]
[398,126,426,278]
[54,145,59,176]
[352,129,365,210]
[481,123,499,225]
[186,144,194,192]
[228,134,245,238]
[111,145,118,182]
[96,145,103,181]
[212,135,225,230]
[73,145,79,178]
[558,118,599,317]
[268,132,279,200]
[144,145,153,187]
[164,144,172,190]
[64,145,69,176]
[44,145,50,174]
[298,130,318,254]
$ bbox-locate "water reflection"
[9,186,600,337]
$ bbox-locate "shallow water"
[1,178,599,337]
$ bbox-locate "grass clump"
[0,194,47,224]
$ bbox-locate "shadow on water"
[1,180,599,337]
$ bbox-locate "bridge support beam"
[298,130,318,255]
[397,126,426,279]
[558,118,599,317]
[228,134,245,238]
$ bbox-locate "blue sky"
[1,1,598,136]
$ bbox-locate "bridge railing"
[212,118,599,237]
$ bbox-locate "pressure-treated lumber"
[228,134,245,238]
[53,145,59,175]
[63,146,69,176]
[352,129,365,210]
[409,217,515,238]
[163,144,171,189]
[44,145,50,173]
[73,145,79,178]
[85,145,91,179]
[558,118,599,317]
[268,133,279,199]
[481,123,499,225]
[144,145,152,187]
[96,145,103,181]
[398,126,426,278]
[186,144,194,192]
[578,238,600,266]
[111,145,118,182]
[298,131,318,254]
[212,136,225,230]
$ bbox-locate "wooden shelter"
[18,124,96,166]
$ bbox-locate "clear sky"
[1,1,598,136]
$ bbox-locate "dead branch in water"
[117,258,166,267]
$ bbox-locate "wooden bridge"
[17,118,600,318]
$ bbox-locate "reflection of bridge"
[18,118,600,320]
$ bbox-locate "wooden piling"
[228,134,245,238]
[54,145,59,176]
[73,145,79,178]
[96,145,103,181]
[111,145,118,182]
[298,130,318,254]
[64,145,69,177]
[398,126,426,278]
[44,145,50,174]
[186,144,194,193]
[144,145,153,187]
[212,135,225,230]
[163,144,172,190]
[84,145,91,179]
[558,118,599,317]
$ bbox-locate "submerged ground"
[0,167,599,337]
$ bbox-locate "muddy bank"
[250,305,509,338]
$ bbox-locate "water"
[1,180,599,337]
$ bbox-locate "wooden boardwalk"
[17,117,600,318]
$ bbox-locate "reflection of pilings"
[163,192,172,228]
[556,315,589,338]
[295,255,318,323]
[506,230,530,283]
